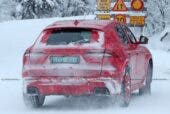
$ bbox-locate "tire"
[139,62,153,95]
[118,68,131,107]
[23,93,45,108]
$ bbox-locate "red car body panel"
[22,20,152,96]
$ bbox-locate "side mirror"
[138,36,149,44]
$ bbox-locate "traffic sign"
[130,16,145,26]
[112,0,128,11]
[97,0,111,11]
[114,14,126,24]
[95,0,147,28]
[131,0,144,11]
[97,14,111,20]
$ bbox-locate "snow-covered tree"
[0,0,170,38]
[15,0,58,19]
[14,0,94,19]
[146,0,170,35]
[0,0,17,22]
[60,0,93,17]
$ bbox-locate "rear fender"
[120,59,130,82]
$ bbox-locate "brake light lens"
[23,51,30,65]
[29,52,46,64]
[23,51,46,65]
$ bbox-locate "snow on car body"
[22,20,153,108]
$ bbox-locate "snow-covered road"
[0,16,170,114]
[0,80,170,114]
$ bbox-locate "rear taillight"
[104,53,113,57]
[29,52,46,64]
[86,52,105,58]
[85,52,104,64]
[86,52,117,58]
[23,50,30,65]
[102,51,119,67]
[23,51,46,65]
[105,50,119,58]
[85,51,118,63]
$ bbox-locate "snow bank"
[146,26,170,79]
[148,26,170,51]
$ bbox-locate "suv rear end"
[22,25,121,107]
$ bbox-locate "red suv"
[22,20,153,108]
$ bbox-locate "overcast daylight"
[0,0,170,114]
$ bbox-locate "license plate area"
[50,56,80,64]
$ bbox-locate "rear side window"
[114,25,128,44]
[46,29,91,45]
[122,25,137,43]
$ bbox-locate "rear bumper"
[23,76,121,96]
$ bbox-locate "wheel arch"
[120,59,131,82]
[148,58,153,78]
[122,58,131,73]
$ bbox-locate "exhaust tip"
[27,87,39,95]
[94,87,110,95]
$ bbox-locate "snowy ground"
[0,80,170,114]
[0,16,170,114]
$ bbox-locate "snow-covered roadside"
[148,49,170,79]
[147,27,170,79]
[0,16,170,114]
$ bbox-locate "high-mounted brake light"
[105,50,119,58]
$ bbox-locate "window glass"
[115,25,128,44]
[46,29,91,45]
[122,26,137,43]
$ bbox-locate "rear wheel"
[23,93,45,108]
[118,68,131,107]
[139,62,153,95]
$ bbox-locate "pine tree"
[0,0,17,21]
[146,0,169,35]
[61,0,92,17]
[17,0,58,19]
[15,0,94,19]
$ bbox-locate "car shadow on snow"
[39,93,145,110]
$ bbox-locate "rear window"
[46,29,91,45]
